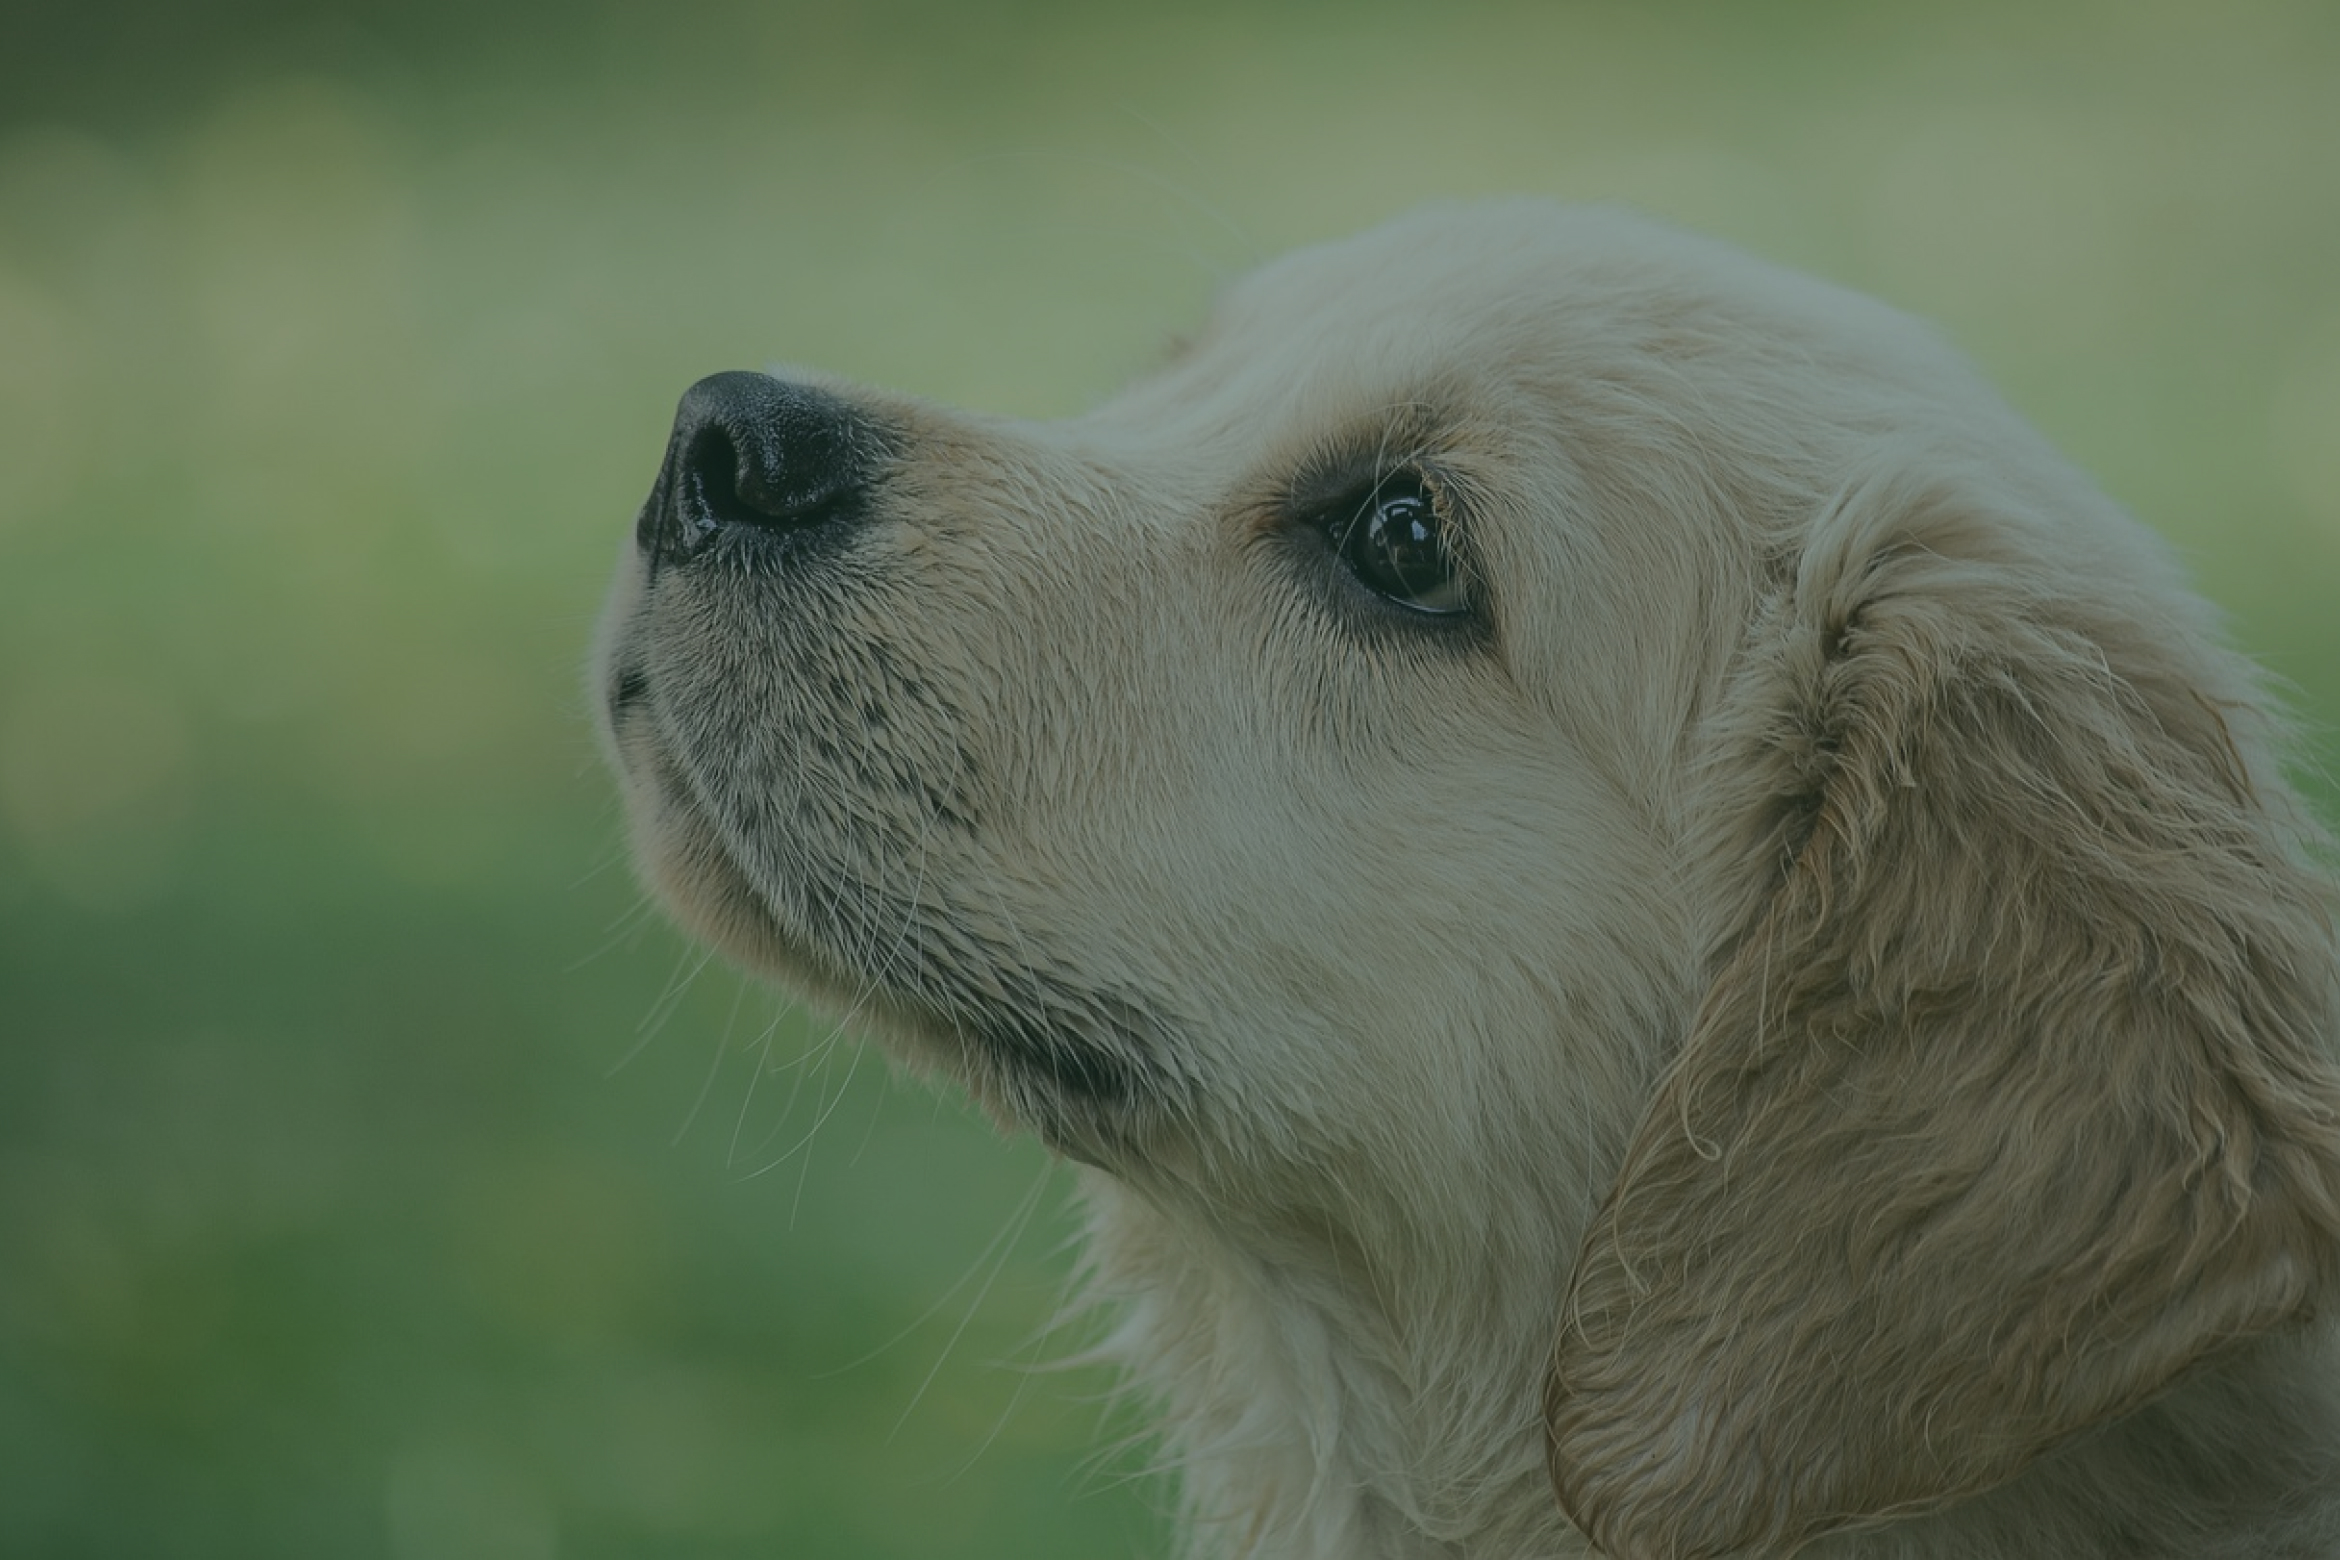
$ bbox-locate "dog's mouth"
[596,371,1197,1161]
[604,668,1194,1160]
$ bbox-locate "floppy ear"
[1545,466,2340,1559]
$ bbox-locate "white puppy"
[595,202,2340,1559]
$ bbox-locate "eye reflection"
[1332,476,1467,615]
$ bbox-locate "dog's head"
[596,202,2340,1557]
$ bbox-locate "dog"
[594,201,2340,1558]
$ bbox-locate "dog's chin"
[613,738,1189,1168]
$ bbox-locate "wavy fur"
[598,201,2340,1557]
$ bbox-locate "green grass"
[3,2,2337,1555]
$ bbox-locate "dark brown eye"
[1330,475,1466,615]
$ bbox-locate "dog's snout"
[637,370,880,566]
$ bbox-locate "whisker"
[886,1161,1054,1448]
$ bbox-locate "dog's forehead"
[1238,204,1562,305]
[1085,206,1607,447]
[1239,204,1761,341]
[1204,206,1578,370]
[1106,202,1832,449]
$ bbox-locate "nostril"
[680,422,774,532]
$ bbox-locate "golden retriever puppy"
[594,201,2340,1558]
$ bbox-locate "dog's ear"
[1545,465,2340,1559]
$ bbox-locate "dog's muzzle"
[635,370,885,573]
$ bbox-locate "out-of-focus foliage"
[1,2,2334,1555]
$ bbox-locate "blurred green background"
[2,1,2336,1556]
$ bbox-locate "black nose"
[636,371,882,568]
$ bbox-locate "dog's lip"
[621,719,1194,1163]
[603,659,651,731]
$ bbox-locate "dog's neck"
[1077,1170,2340,1560]
[1078,1168,1580,1558]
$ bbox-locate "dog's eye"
[1330,477,1467,615]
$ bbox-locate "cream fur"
[595,201,2340,1558]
